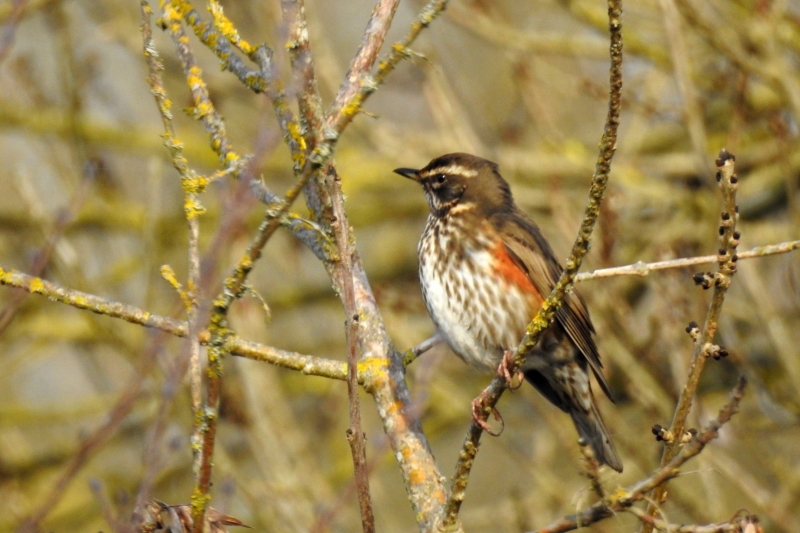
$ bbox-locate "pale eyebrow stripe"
[420,165,478,179]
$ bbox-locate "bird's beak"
[393,167,420,182]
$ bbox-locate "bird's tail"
[570,402,623,472]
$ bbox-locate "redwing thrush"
[395,153,622,472]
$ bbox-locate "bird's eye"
[434,174,447,185]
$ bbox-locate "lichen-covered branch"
[326,0,450,136]
[441,0,623,527]
[192,166,315,532]
[159,1,241,168]
[275,2,454,531]
[325,0,401,131]
[140,0,206,481]
[170,0,266,92]
[0,265,348,379]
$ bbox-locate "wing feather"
[493,210,615,402]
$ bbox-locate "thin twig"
[322,4,405,531]
[141,0,205,481]
[641,150,742,531]
[192,161,317,532]
[442,0,623,528]
[533,376,747,533]
[576,240,800,281]
[627,506,741,533]
[332,166,375,533]
[159,0,240,167]
[402,333,443,366]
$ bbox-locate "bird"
[395,152,622,472]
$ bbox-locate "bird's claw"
[498,350,523,390]
[471,396,504,437]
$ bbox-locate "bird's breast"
[417,215,540,371]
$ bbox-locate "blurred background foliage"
[0,0,799,531]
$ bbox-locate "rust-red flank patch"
[491,240,542,303]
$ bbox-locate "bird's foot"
[471,393,504,436]
[498,350,523,390]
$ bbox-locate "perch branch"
[442,0,623,528]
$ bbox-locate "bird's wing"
[494,210,615,402]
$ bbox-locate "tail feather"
[570,404,623,472]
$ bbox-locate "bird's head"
[394,153,514,217]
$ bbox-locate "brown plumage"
[395,152,622,472]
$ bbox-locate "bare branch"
[402,334,443,366]
[576,240,800,281]
[641,150,742,530]
[627,506,741,532]
[318,11,407,529]
[140,0,205,480]
[325,0,401,130]
[332,166,375,532]
[533,376,747,533]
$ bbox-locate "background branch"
[641,150,742,531]
[576,240,800,281]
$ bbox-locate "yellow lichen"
[183,174,209,195]
[194,100,213,118]
[340,99,361,118]
[29,277,44,294]
[184,198,206,219]
[186,65,205,90]
[190,488,211,514]
[357,355,388,375]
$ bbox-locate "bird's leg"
[471,392,504,436]
[498,350,523,390]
